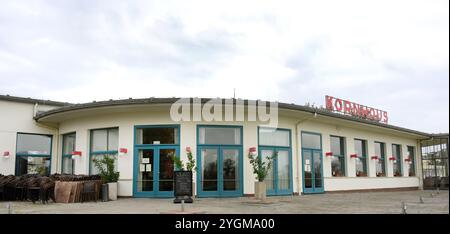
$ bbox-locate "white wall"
[0,100,60,175]
[55,107,422,197]
[298,118,421,192]
[2,101,423,196]
[325,177,419,191]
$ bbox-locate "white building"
[1,94,440,197]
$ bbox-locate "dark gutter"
[0,94,72,106]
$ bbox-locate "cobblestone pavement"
[1,190,448,214]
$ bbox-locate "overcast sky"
[0,0,448,133]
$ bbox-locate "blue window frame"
[330,135,346,177]
[407,146,416,176]
[89,128,119,175]
[375,141,386,177]
[62,132,76,174]
[15,133,53,176]
[258,127,293,196]
[133,125,180,198]
[196,125,243,197]
[355,139,368,177]
[301,131,324,194]
[392,144,403,177]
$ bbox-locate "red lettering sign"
[324,96,388,124]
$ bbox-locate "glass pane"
[16,134,52,155]
[91,154,118,175]
[159,149,175,191]
[136,127,178,145]
[62,157,74,174]
[199,127,240,145]
[407,146,415,176]
[108,128,118,151]
[259,128,290,147]
[302,133,321,149]
[303,151,312,188]
[17,156,51,176]
[223,149,239,191]
[375,142,385,159]
[330,136,344,156]
[138,149,154,192]
[261,150,275,191]
[63,133,76,155]
[376,159,385,177]
[313,151,322,188]
[202,149,218,191]
[331,156,345,177]
[356,158,367,177]
[355,139,366,158]
[91,129,107,152]
[392,144,402,176]
[277,151,290,190]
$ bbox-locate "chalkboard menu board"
[174,171,193,197]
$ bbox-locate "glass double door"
[259,147,292,195]
[134,146,178,197]
[302,149,324,194]
[198,146,242,197]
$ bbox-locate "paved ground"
[1,190,448,214]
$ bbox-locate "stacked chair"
[0,173,103,203]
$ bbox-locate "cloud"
[0,0,448,133]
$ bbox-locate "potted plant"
[172,147,196,198]
[248,147,275,201]
[93,155,120,201]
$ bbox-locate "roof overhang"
[34,97,432,139]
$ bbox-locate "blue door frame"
[301,131,324,194]
[258,146,293,196]
[196,145,243,197]
[302,149,324,194]
[133,125,180,198]
[133,145,179,197]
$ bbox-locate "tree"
[248,150,276,182]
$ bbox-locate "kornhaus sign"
[325,95,389,124]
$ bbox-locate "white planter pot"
[108,182,118,201]
[255,182,267,200]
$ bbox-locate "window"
[330,136,345,177]
[199,126,241,145]
[259,128,290,147]
[16,133,52,176]
[407,146,415,176]
[17,133,52,155]
[136,127,178,144]
[259,128,292,194]
[90,128,118,175]
[302,133,321,149]
[197,125,243,196]
[354,139,367,177]
[375,142,386,177]
[392,144,402,177]
[62,133,76,174]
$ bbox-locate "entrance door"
[197,146,242,197]
[259,148,292,195]
[302,149,324,194]
[134,146,178,197]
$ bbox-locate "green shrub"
[248,151,276,182]
[93,155,120,183]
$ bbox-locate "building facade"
[1,94,443,197]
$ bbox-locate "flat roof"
[30,97,432,138]
[0,94,72,107]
